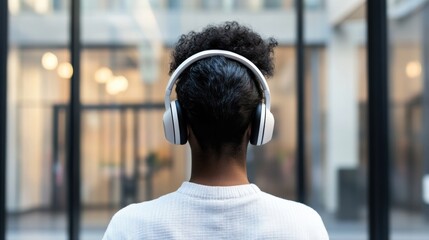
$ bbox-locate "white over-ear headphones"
[163,49,275,146]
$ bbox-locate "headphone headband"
[164,49,271,110]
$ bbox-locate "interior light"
[406,61,422,79]
[41,52,58,70]
[106,76,129,95]
[9,0,20,15]
[57,62,73,79]
[34,0,49,14]
[95,67,113,83]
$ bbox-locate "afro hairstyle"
[170,21,277,152]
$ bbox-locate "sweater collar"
[177,181,261,200]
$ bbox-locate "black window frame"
[0,0,8,238]
[367,1,390,240]
[67,0,82,240]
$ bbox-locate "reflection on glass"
[57,62,73,79]
[405,61,422,79]
[94,67,113,84]
[80,1,302,238]
[7,4,70,239]
[389,1,429,239]
[105,76,128,95]
[4,0,398,239]
[41,52,58,70]
[307,2,368,239]
[7,0,71,238]
[7,49,70,240]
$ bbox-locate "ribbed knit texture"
[103,182,329,239]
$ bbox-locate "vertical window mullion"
[67,0,82,239]
[367,0,390,240]
[0,0,8,239]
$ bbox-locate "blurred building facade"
[4,0,429,239]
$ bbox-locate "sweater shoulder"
[258,191,317,212]
[116,191,179,219]
[108,193,177,221]
[257,191,329,238]
[261,192,323,225]
[103,192,181,239]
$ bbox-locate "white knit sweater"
[103,182,329,239]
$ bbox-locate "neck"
[189,146,249,186]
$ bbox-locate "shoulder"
[102,203,146,239]
[257,191,313,212]
[256,191,329,239]
[256,191,318,217]
[102,192,181,239]
[110,190,180,222]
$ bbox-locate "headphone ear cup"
[174,101,188,144]
[250,103,274,146]
[262,108,274,145]
[163,103,175,144]
[250,103,263,145]
[162,100,187,145]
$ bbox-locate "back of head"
[169,22,277,153]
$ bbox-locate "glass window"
[4,0,377,239]
[7,0,70,239]
[306,1,368,239]
[81,0,304,12]
[79,0,300,238]
[389,1,429,239]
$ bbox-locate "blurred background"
[2,0,429,239]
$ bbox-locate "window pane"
[80,0,303,238]
[307,2,368,239]
[389,1,429,239]
[7,0,69,239]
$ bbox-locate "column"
[325,28,359,213]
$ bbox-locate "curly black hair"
[170,22,277,152]
[170,21,277,76]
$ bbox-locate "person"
[103,21,329,240]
